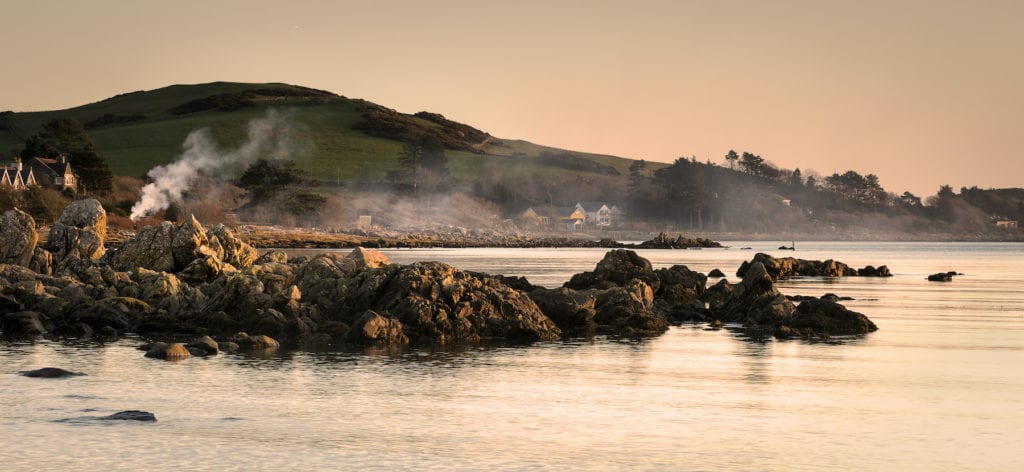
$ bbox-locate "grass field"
[0,81,659,198]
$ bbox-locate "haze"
[2,0,1021,197]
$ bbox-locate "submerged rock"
[18,367,86,378]
[928,271,959,282]
[1,311,51,339]
[144,342,191,360]
[736,253,891,280]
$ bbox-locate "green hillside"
[0,82,654,197]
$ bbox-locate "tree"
[396,135,449,193]
[739,152,765,176]
[789,168,803,187]
[724,150,739,169]
[236,158,326,223]
[899,191,923,207]
[21,118,113,194]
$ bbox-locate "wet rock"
[857,265,892,277]
[1,311,51,339]
[232,333,280,350]
[18,367,86,378]
[735,253,889,280]
[45,199,107,263]
[636,231,721,249]
[789,298,878,335]
[0,208,38,267]
[101,410,156,422]
[708,268,726,278]
[928,271,958,282]
[144,342,191,360]
[714,262,795,327]
[373,261,561,343]
[593,279,667,336]
[346,310,409,345]
[187,335,219,356]
[28,247,53,275]
[528,287,597,335]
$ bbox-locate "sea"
[2,242,1022,471]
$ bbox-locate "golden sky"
[2,0,1021,197]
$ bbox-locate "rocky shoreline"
[1,200,878,356]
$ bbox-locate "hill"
[0,82,651,207]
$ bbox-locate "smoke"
[130,109,294,221]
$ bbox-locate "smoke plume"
[130,110,293,221]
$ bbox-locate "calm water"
[3,242,1023,471]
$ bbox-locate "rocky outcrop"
[735,253,892,280]
[0,203,880,347]
[45,199,107,263]
[927,271,959,282]
[710,258,879,339]
[708,268,726,278]
[0,209,38,267]
[636,231,722,249]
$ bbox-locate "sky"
[2,0,1021,197]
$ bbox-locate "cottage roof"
[576,201,614,212]
[29,157,72,176]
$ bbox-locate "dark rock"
[714,262,795,327]
[233,333,280,350]
[708,268,726,278]
[101,410,156,421]
[1,311,51,339]
[789,298,878,335]
[928,271,958,282]
[735,253,890,280]
[857,265,892,277]
[528,287,597,335]
[565,249,659,291]
[593,279,667,336]
[18,367,86,378]
[636,231,721,249]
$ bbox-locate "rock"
[346,310,409,345]
[1,311,51,339]
[708,268,726,278]
[371,261,561,343]
[101,410,156,422]
[144,342,191,360]
[713,262,796,327]
[0,208,38,267]
[735,253,888,279]
[527,287,597,335]
[346,247,391,269]
[28,248,53,275]
[233,333,280,350]
[187,335,219,356]
[18,367,86,378]
[857,265,892,277]
[565,249,659,291]
[108,222,176,272]
[255,250,289,265]
[45,199,107,263]
[789,298,878,335]
[928,271,958,282]
[593,279,667,336]
[209,224,258,269]
[636,231,721,249]
[170,215,212,270]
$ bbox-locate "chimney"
[59,154,67,164]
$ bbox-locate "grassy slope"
[0,82,658,191]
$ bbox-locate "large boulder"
[170,215,213,270]
[346,247,391,269]
[0,208,38,267]
[788,298,878,336]
[593,279,668,336]
[370,261,561,344]
[108,222,176,272]
[565,249,659,291]
[209,224,258,269]
[714,262,796,326]
[527,287,597,335]
[45,199,107,263]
